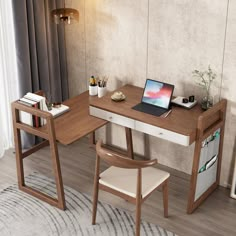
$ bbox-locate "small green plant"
[89,75,97,86]
[192,65,216,97]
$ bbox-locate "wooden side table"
[11,91,108,210]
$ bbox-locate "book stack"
[18,92,69,127]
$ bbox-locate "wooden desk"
[52,92,108,145]
[89,84,227,213]
[12,91,108,210]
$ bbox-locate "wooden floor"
[0,137,236,236]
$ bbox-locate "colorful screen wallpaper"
[142,80,174,109]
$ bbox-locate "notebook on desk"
[49,104,70,118]
[132,79,174,117]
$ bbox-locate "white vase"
[89,85,98,96]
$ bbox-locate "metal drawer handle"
[159,132,163,135]
[109,116,112,120]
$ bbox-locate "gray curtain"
[12,0,68,102]
[12,0,68,147]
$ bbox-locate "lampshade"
[51,8,79,25]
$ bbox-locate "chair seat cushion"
[99,166,170,198]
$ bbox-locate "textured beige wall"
[220,0,236,187]
[65,0,86,96]
[66,0,235,187]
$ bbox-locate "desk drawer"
[90,106,135,129]
[135,121,190,146]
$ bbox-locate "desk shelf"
[12,99,66,210]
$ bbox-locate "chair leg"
[135,199,141,236]
[162,179,169,218]
[92,180,99,225]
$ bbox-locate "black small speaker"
[189,95,195,103]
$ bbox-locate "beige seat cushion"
[99,166,170,198]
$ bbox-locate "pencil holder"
[89,85,98,96]
[98,87,107,98]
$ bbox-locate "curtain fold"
[11,0,69,148]
[12,0,69,102]
[0,1,19,158]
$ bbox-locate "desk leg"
[14,125,25,188]
[187,140,202,214]
[125,127,134,159]
[49,141,65,210]
[47,119,66,210]
[187,99,226,213]
[187,138,221,214]
[89,131,96,147]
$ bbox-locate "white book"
[19,97,38,105]
[24,92,48,111]
[19,111,33,126]
[19,92,69,125]
[24,92,48,125]
[18,97,41,127]
[18,98,35,126]
[49,104,70,118]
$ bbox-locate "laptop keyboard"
[132,103,167,117]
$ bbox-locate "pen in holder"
[98,86,107,98]
[97,76,108,98]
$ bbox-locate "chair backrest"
[96,139,157,169]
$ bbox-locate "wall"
[65,0,236,187]
[220,0,236,186]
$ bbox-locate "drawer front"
[89,106,135,129]
[135,120,190,146]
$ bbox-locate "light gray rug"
[0,173,176,236]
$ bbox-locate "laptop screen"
[141,79,174,109]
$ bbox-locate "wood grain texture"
[54,91,108,145]
[95,140,157,169]
[89,84,204,145]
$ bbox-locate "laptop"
[132,79,174,117]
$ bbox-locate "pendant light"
[51,1,79,25]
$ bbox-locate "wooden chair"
[92,139,170,236]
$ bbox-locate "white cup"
[89,85,98,96]
[98,87,107,98]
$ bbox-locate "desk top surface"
[89,84,205,144]
[54,91,108,145]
